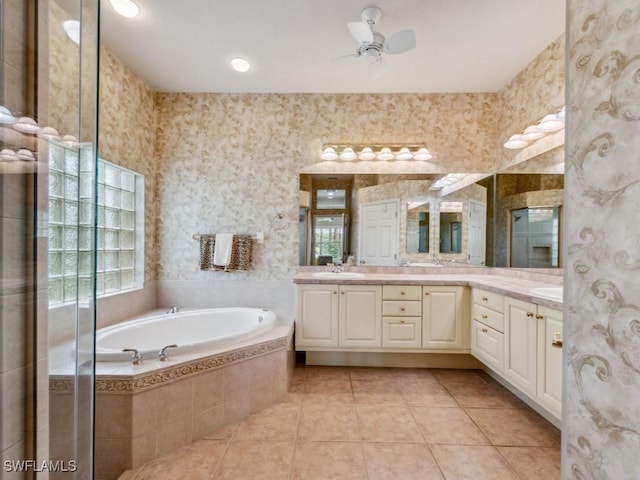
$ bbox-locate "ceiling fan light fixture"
[339,147,357,161]
[413,148,433,161]
[230,57,251,73]
[321,147,338,161]
[395,147,413,161]
[358,147,376,161]
[376,147,394,161]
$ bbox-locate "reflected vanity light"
[430,173,467,190]
[63,20,80,44]
[109,0,140,18]
[13,116,41,134]
[0,149,19,161]
[38,126,61,141]
[230,57,251,73]
[16,149,36,161]
[503,105,565,149]
[0,105,17,124]
[61,134,80,148]
[321,144,432,162]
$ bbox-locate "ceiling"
[99,0,566,94]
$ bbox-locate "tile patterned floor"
[118,366,560,480]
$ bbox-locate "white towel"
[213,233,234,266]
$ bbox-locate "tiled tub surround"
[49,318,294,480]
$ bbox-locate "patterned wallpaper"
[565,1,640,478]
[155,92,498,282]
[99,47,157,283]
[497,35,566,171]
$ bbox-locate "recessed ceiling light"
[63,20,80,44]
[231,58,251,73]
[109,0,140,18]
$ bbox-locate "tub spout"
[122,348,143,365]
[166,305,179,314]
[158,344,178,361]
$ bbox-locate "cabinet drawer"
[382,285,422,301]
[473,304,504,333]
[472,288,504,313]
[382,317,422,348]
[382,300,422,317]
[471,320,504,373]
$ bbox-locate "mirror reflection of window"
[510,206,560,267]
[316,189,346,209]
[406,201,429,253]
[439,202,463,254]
[313,214,344,265]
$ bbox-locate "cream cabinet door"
[422,286,468,349]
[471,320,504,373]
[504,297,537,398]
[537,306,563,420]
[296,284,339,348]
[339,285,382,348]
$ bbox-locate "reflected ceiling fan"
[336,7,416,79]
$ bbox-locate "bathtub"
[94,307,276,362]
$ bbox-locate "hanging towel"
[199,234,215,270]
[213,233,234,267]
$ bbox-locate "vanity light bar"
[321,144,433,162]
[503,106,565,150]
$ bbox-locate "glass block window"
[48,143,144,306]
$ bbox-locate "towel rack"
[192,232,264,244]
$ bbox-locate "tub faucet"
[158,344,178,361]
[122,348,143,365]
[166,305,179,314]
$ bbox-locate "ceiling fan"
[336,7,416,78]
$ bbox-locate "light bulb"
[339,147,357,161]
[320,147,337,161]
[376,147,394,161]
[413,148,432,161]
[358,147,376,161]
[504,134,529,149]
[395,147,413,161]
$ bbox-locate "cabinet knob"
[400,291,405,295]
[425,292,429,296]
[341,291,345,295]
[333,291,337,295]
[482,297,488,301]
[481,328,488,333]
[400,307,405,312]
[400,319,405,324]
[526,311,534,318]
[481,314,488,319]
[536,314,544,320]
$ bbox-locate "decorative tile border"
[50,334,289,394]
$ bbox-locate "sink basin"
[530,287,563,302]
[312,272,366,279]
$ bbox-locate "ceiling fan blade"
[347,21,373,43]
[384,29,416,54]
[368,59,388,80]
[333,53,360,63]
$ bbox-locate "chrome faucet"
[166,305,179,314]
[331,262,344,273]
[122,348,143,365]
[158,344,178,361]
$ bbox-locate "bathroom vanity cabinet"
[296,282,467,353]
[296,284,381,348]
[472,288,563,424]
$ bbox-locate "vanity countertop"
[294,271,563,310]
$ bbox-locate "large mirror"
[299,146,564,268]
